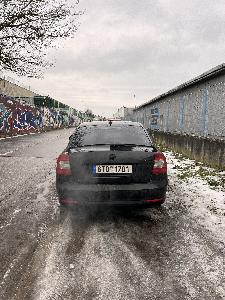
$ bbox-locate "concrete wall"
[133,73,225,140]
[150,130,225,170]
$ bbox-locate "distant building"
[0,75,37,106]
[113,106,134,120]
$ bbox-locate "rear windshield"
[69,125,152,147]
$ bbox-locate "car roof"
[79,121,143,128]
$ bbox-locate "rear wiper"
[115,144,153,147]
[120,144,157,151]
[79,144,111,147]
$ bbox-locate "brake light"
[144,198,164,203]
[56,152,72,175]
[152,152,167,174]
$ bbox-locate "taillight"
[56,152,72,176]
[152,152,167,174]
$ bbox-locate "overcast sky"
[11,0,225,116]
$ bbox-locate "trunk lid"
[69,145,155,184]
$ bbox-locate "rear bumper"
[56,179,167,207]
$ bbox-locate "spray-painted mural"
[0,95,78,136]
[150,107,160,130]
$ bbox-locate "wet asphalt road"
[0,129,224,300]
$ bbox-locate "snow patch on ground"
[77,226,125,300]
[34,217,72,300]
[67,225,160,300]
[166,151,225,242]
[0,133,37,141]
[0,208,21,230]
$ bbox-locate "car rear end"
[56,121,167,208]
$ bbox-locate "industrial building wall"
[133,73,225,140]
[0,77,35,100]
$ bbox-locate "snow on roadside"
[34,217,72,300]
[165,151,225,242]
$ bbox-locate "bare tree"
[85,108,95,120]
[0,0,82,76]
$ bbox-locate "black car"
[56,121,167,208]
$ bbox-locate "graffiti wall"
[0,95,78,136]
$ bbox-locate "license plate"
[93,165,132,174]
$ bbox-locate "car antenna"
[109,120,112,126]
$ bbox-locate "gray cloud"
[17,0,225,116]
